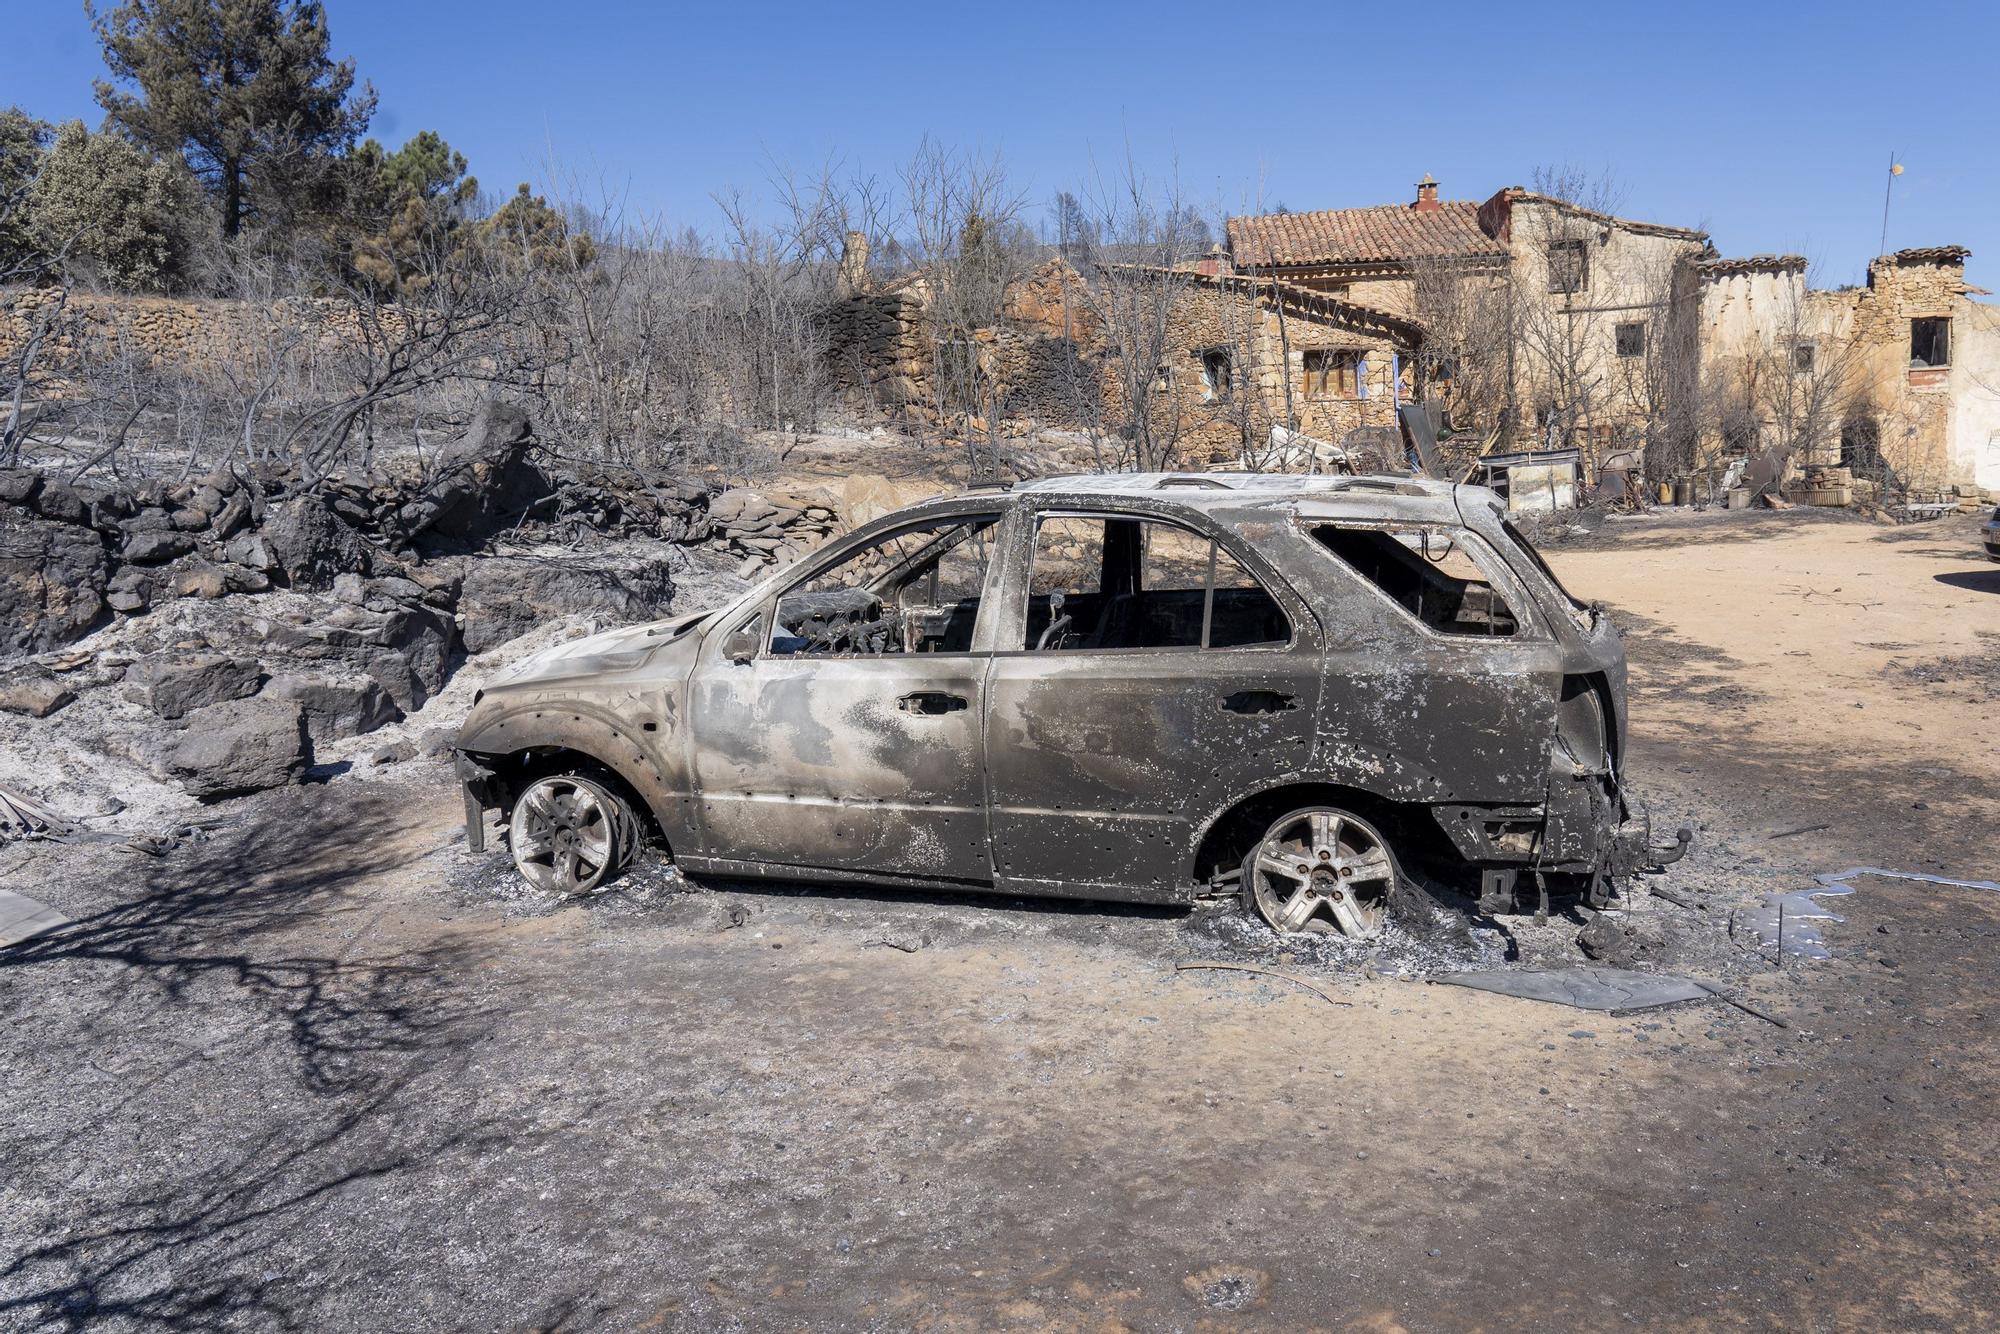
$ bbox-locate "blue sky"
[5,0,1994,287]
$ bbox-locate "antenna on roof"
[1878,152,1903,257]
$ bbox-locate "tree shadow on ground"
[0,786,517,1329]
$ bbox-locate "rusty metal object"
[456,471,1679,930]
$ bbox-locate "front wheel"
[1241,806,1401,938]
[507,773,639,895]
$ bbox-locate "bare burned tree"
[1406,252,1516,446]
[897,138,1030,478]
[1512,166,1627,456]
[1052,158,1218,472]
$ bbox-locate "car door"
[687,511,1003,885]
[984,506,1320,901]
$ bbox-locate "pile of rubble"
[709,489,839,576]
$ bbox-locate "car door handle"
[897,691,968,716]
[1221,690,1296,715]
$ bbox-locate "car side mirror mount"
[723,627,760,664]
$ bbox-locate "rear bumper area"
[1433,775,1691,910]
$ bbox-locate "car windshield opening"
[771,516,998,655]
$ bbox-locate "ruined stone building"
[824,236,1422,468]
[1224,182,1997,493]
[827,176,1996,495]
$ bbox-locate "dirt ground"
[2,509,1997,1331]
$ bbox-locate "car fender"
[457,698,695,851]
[1184,748,1450,867]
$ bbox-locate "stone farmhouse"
[830,176,1998,496]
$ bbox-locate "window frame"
[1791,341,1816,374]
[757,510,1005,660]
[1546,238,1589,295]
[1303,519,1547,643]
[1910,316,1951,370]
[1197,347,1234,403]
[1303,347,1364,400]
[1614,321,1646,359]
[1015,509,1294,656]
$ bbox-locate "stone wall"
[0,286,396,373]
[823,261,1412,466]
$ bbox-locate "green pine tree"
[345,130,478,293]
[89,0,375,241]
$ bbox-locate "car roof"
[985,472,1487,525]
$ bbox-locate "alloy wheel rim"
[1249,810,1395,938]
[510,776,618,895]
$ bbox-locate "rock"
[165,698,309,800]
[368,739,416,766]
[120,530,195,564]
[266,674,401,745]
[263,494,373,590]
[392,400,551,544]
[332,571,367,604]
[128,652,265,720]
[1576,913,1666,968]
[32,482,89,526]
[365,575,426,606]
[0,508,110,654]
[224,533,276,572]
[168,562,230,600]
[210,493,251,540]
[123,508,176,533]
[221,564,271,594]
[169,507,209,532]
[456,555,675,654]
[108,590,148,614]
[0,669,76,717]
[0,469,44,506]
[417,726,457,759]
[255,601,456,712]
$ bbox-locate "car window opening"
[1312,524,1518,636]
[1026,515,1289,652]
[770,516,998,656]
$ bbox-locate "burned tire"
[1240,806,1402,938]
[507,772,640,896]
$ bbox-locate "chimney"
[836,230,870,298]
[1414,174,1440,213]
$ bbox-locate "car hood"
[481,609,713,693]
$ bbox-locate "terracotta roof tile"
[1226,202,1506,269]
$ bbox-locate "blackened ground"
[1,511,1997,1331]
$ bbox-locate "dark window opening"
[1312,525,1518,636]
[1614,322,1646,358]
[1198,348,1233,402]
[1547,238,1588,294]
[1026,515,1289,652]
[1910,317,1950,369]
[1792,342,1816,373]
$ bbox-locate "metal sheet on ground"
[1437,966,1709,1012]
[0,889,68,947]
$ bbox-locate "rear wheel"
[507,773,639,895]
[1241,806,1400,938]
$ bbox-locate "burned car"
[456,473,1686,937]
